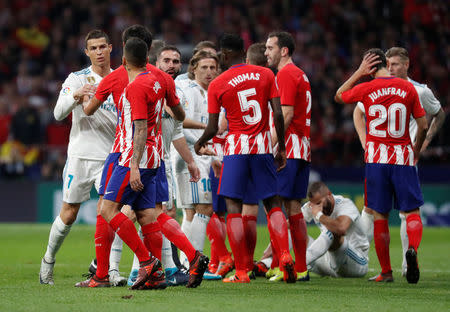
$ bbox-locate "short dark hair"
[385,47,409,62]
[122,25,152,52]
[268,31,295,56]
[188,50,219,80]
[148,39,165,65]
[307,181,328,199]
[85,29,109,48]
[157,45,181,60]
[246,43,267,66]
[219,33,244,53]
[193,41,217,55]
[124,37,148,68]
[364,48,387,72]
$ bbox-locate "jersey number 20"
[368,103,406,138]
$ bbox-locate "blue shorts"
[277,159,310,200]
[103,165,157,210]
[156,161,169,203]
[218,154,277,201]
[210,167,227,213]
[99,152,121,196]
[365,163,424,214]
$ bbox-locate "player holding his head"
[354,47,445,276]
[195,33,296,284]
[336,48,428,283]
[264,31,310,281]
[39,29,120,285]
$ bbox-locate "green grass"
[1,224,449,312]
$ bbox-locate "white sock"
[190,213,210,253]
[288,230,293,251]
[399,213,408,273]
[109,234,123,272]
[360,210,374,242]
[130,226,143,273]
[44,216,71,263]
[179,212,192,268]
[161,235,176,270]
[260,257,272,269]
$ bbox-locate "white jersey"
[357,77,441,143]
[55,66,116,160]
[161,108,184,168]
[302,195,369,254]
[173,78,211,173]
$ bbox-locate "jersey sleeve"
[420,85,441,115]
[208,80,222,114]
[164,74,180,108]
[95,72,114,102]
[410,86,426,119]
[341,83,365,104]
[334,196,359,223]
[127,84,149,121]
[277,70,296,106]
[54,73,82,121]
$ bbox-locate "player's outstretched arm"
[54,84,96,120]
[413,116,428,164]
[421,108,445,152]
[83,96,103,116]
[129,119,147,192]
[194,113,219,155]
[353,104,366,150]
[183,118,207,129]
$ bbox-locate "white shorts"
[175,161,212,208]
[62,156,104,204]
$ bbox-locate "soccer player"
[195,33,295,284]
[176,41,218,82]
[264,31,310,281]
[302,182,369,277]
[80,25,208,288]
[335,48,428,284]
[39,30,120,285]
[173,50,219,265]
[355,47,446,276]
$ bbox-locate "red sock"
[207,214,229,263]
[141,222,162,261]
[289,213,307,273]
[227,213,246,271]
[219,216,226,238]
[109,212,149,263]
[373,219,391,274]
[267,208,290,254]
[243,215,257,271]
[95,215,114,279]
[266,214,279,269]
[406,214,423,252]
[157,213,196,262]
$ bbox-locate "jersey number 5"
[368,103,406,138]
[238,88,262,125]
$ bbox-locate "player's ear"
[108,44,112,53]
[281,47,289,57]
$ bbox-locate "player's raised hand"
[357,53,381,76]
[275,148,286,171]
[310,201,323,216]
[129,167,144,192]
[187,161,201,182]
[73,84,97,103]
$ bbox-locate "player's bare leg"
[40,202,80,285]
[369,210,393,282]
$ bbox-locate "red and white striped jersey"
[276,63,312,161]
[208,64,278,156]
[117,71,165,169]
[342,77,425,166]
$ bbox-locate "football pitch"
[1,224,449,312]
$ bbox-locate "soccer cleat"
[216,255,234,277]
[186,251,209,288]
[127,269,138,286]
[88,258,97,275]
[253,261,269,277]
[39,258,55,285]
[268,268,283,282]
[131,257,161,290]
[165,268,189,286]
[203,270,222,280]
[247,270,256,280]
[108,269,127,287]
[75,274,110,287]
[208,262,219,274]
[368,271,394,282]
[223,270,250,283]
[405,248,420,284]
[139,267,167,290]
[265,267,278,279]
[280,252,296,283]
[297,270,310,282]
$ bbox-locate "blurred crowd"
[0,0,448,180]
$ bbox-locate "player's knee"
[60,202,80,225]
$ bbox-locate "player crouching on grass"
[335,48,427,284]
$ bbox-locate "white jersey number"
[238,88,262,125]
[368,103,407,138]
